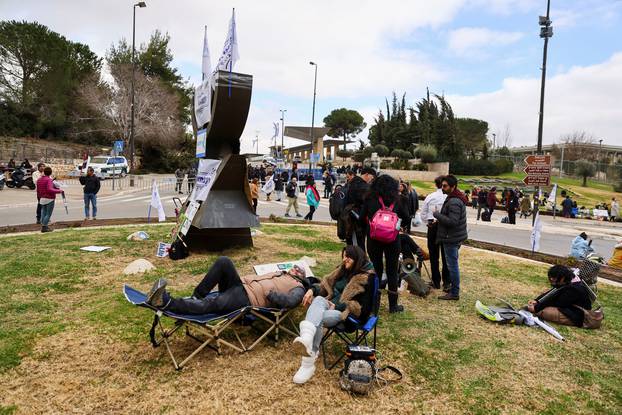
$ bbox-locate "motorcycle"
[6,167,35,190]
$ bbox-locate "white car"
[88,155,130,178]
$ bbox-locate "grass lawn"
[458,172,622,208]
[1,224,622,414]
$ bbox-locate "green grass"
[0,224,621,414]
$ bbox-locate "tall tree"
[323,108,366,150]
[456,118,488,157]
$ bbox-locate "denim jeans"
[305,296,342,352]
[84,193,97,218]
[41,201,55,226]
[442,243,461,296]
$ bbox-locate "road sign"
[114,140,124,154]
[523,154,551,186]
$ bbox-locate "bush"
[398,150,413,160]
[390,149,401,158]
[415,144,438,163]
[352,151,366,163]
[363,147,374,158]
[380,160,392,169]
[614,181,622,192]
[493,158,514,174]
[374,144,390,156]
[336,149,353,159]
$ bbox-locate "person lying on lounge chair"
[526,265,592,327]
[146,256,312,315]
[291,245,375,385]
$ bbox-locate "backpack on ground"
[329,188,347,220]
[481,211,491,222]
[369,198,399,243]
[168,237,189,260]
[339,345,402,395]
[501,216,509,224]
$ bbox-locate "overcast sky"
[2,0,621,153]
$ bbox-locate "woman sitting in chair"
[291,245,375,384]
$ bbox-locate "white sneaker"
[293,352,318,384]
[293,320,316,356]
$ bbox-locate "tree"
[456,118,488,157]
[575,159,596,186]
[0,20,101,138]
[336,149,353,161]
[415,144,437,163]
[323,108,366,151]
[374,144,389,156]
[552,131,598,162]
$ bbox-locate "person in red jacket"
[36,167,64,232]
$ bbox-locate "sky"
[2,0,622,154]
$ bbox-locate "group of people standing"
[174,166,197,195]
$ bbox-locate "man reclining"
[146,256,311,314]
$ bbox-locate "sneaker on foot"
[284,213,291,217]
[389,304,404,313]
[438,293,459,301]
[296,214,303,217]
[146,278,168,307]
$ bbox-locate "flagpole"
[147,205,152,223]
[228,8,235,98]
[202,25,207,82]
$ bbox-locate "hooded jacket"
[608,242,622,270]
[570,236,594,260]
[433,188,468,245]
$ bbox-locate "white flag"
[547,184,557,204]
[194,80,212,126]
[150,180,166,222]
[530,212,543,252]
[273,122,279,139]
[201,26,212,80]
[215,9,239,72]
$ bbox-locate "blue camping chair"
[320,274,380,370]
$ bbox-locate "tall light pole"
[536,0,553,154]
[280,109,286,160]
[492,133,496,151]
[599,139,603,176]
[129,1,147,173]
[309,61,318,170]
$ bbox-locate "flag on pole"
[214,9,239,73]
[201,25,212,80]
[150,180,166,222]
[530,211,542,252]
[547,184,557,204]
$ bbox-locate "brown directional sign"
[523,154,551,186]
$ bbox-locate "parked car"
[88,155,130,178]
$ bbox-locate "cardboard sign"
[253,260,314,278]
[191,159,222,202]
[196,128,207,158]
[156,242,171,257]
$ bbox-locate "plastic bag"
[412,213,423,227]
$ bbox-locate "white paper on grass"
[80,246,111,252]
[190,159,222,202]
[253,260,314,278]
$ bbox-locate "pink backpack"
[369,197,399,243]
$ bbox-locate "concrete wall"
[427,162,450,175]
[381,169,441,182]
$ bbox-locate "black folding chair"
[320,275,380,370]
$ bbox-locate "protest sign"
[156,242,171,258]
[190,159,222,202]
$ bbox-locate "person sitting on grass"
[145,257,313,315]
[291,245,375,385]
[526,265,592,327]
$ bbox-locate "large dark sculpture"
[184,70,258,251]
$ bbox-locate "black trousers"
[367,236,400,308]
[36,197,42,222]
[167,257,250,315]
[427,224,449,289]
[252,198,258,214]
[304,205,316,220]
[346,223,366,252]
[508,209,516,224]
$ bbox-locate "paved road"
[1,186,619,261]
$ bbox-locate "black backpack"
[168,237,189,260]
[329,188,347,220]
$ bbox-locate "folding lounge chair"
[320,275,380,370]
[123,284,299,369]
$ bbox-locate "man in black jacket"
[342,168,373,249]
[79,167,101,220]
[433,175,467,300]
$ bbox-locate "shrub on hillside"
[374,144,390,156]
[415,144,438,163]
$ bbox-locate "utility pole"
[130,1,147,176]
[492,133,496,151]
[280,109,286,160]
[536,0,553,154]
[309,62,318,170]
[559,144,565,177]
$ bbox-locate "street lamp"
[599,139,603,176]
[129,1,147,174]
[309,61,318,169]
[492,133,496,150]
[280,109,286,160]
[536,0,553,154]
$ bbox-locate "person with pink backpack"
[360,174,410,313]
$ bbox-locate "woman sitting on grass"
[291,245,375,384]
[526,265,593,327]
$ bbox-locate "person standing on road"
[486,186,497,220]
[360,174,410,313]
[343,168,373,250]
[507,189,519,224]
[420,176,449,291]
[304,178,320,221]
[520,194,532,219]
[37,167,64,232]
[611,198,619,222]
[32,162,45,224]
[187,165,196,194]
[274,174,284,202]
[323,171,333,199]
[174,168,185,195]
[562,195,573,218]
[433,175,467,301]
[79,167,100,220]
[471,187,479,210]
[476,187,487,221]
[250,178,259,214]
[284,177,302,217]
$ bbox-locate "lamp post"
[309,61,318,170]
[279,109,286,160]
[129,1,147,174]
[536,0,553,154]
[492,133,496,151]
[599,139,603,177]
